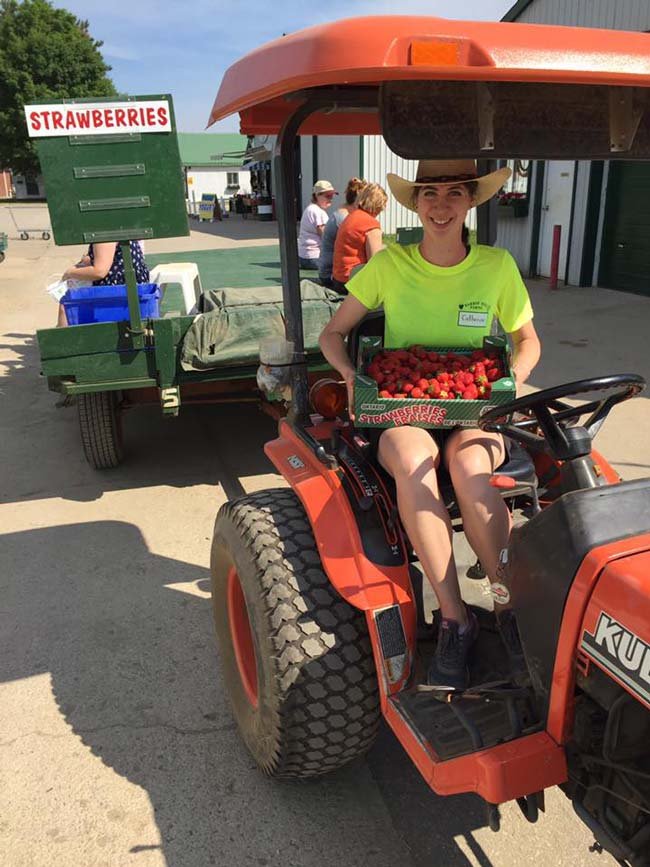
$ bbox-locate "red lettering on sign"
[92,109,103,128]
[115,108,126,127]
[357,404,448,427]
[65,111,77,129]
[146,107,156,125]
[157,106,168,126]
[104,109,114,128]
[41,112,51,130]
[76,110,90,129]
[29,111,41,131]
[52,111,64,130]
[127,107,139,126]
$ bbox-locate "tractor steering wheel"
[478,374,645,461]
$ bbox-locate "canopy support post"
[273,100,321,424]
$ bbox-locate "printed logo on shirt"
[458,301,490,328]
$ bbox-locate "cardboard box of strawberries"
[353,335,516,429]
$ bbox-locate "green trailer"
[0,232,7,262]
[29,95,336,468]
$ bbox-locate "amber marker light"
[410,40,461,67]
[309,378,348,420]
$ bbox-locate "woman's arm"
[365,228,383,259]
[63,242,116,281]
[316,224,326,237]
[319,295,371,417]
[510,319,541,386]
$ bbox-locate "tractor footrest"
[392,688,540,761]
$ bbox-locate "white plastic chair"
[149,262,203,314]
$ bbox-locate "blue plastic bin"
[61,283,161,325]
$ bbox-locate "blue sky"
[54,0,515,133]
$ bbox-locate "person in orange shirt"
[331,183,387,294]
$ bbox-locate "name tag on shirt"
[458,310,488,327]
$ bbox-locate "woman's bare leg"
[378,426,467,625]
[445,429,510,580]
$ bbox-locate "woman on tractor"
[319,159,541,690]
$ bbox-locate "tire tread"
[215,489,380,778]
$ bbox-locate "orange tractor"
[208,17,650,863]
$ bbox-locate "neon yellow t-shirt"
[346,243,533,348]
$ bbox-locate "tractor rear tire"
[211,488,380,778]
[78,391,124,469]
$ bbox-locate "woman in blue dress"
[57,241,150,326]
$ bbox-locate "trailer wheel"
[42,232,51,240]
[20,232,28,240]
[78,391,124,469]
[211,489,380,778]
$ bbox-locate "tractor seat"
[495,440,537,487]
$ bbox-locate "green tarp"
[180,280,342,371]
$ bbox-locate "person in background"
[330,182,387,294]
[297,180,337,270]
[56,240,150,326]
[318,177,367,288]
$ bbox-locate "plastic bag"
[45,274,83,302]
[256,337,294,401]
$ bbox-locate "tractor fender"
[264,420,414,613]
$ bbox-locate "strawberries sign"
[24,100,172,138]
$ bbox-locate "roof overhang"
[207,15,650,138]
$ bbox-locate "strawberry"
[462,384,479,400]
[411,387,423,398]
[403,383,414,393]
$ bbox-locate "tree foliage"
[0,0,116,176]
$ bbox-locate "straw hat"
[387,159,511,211]
[312,179,338,195]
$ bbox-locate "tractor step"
[392,685,540,760]
[393,608,542,761]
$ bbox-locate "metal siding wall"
[363,136,477,236]
[567,161,590,286]
[516,0,649,28]
[315,136,361,201]
[495,165,538,274]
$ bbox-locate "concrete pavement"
[2,207,647,866]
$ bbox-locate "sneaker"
[496,609,528,682]
[427,610,479,690]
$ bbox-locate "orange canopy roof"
[207,16,650,135]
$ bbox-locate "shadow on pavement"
[0,333,280,505]
[0,521,495,867]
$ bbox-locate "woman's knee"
[446,432,505,480]
[378,428,440,480]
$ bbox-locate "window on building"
[226,172,239,187]
[496,159,531,216]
